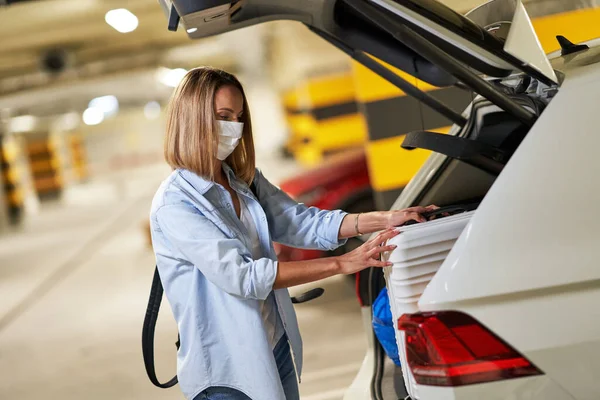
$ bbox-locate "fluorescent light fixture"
[83,107,104,126]
[9,115,37,132]
[62,112,80,130]
[53,112,80,131]
[144,101,161,120]
[89,95,119,117]
[105,8,139,33]
[156,67,188,88]
[187,28,198,33]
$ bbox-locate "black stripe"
[8,206,23,223]
[374,187,404,211]
[420,87,473,130]
[32,170,58,180]
[37,190,62,199]
[28,153,53,163]
[360,96,422,141]
[4,182,18,191]
[285,101,359,121]
[285,107,310,115]
[312,101,358,121]
[360,87,473,141]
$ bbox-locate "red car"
[274,148,374,262]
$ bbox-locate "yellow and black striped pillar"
[69,132,88,182]
[353,3,600,210]
[282,72,368,167]
[352,61,472,210]
[25,133,64,200]
[0,135,25,224]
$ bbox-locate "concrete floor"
[0,161,368,400]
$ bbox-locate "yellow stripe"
[352,59,418,103]
[27,141,52,155]
[285,113,316,150]
[313,114,368,150]
[30,158,60,174]
[8,189,23,205]
[351,58,448,104]
[533,8,600,53]
[3,167,20,184]
[1,140,19,162]
[306,73,356,107]
[282,89,300,110]
[74,165,88,179]
[290,114,368,167]
[366,127,450,191]
[35,175,63,192]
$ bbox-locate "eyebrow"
[217,107,243,115]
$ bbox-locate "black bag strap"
[142,180,260,389]
[402,130,507,175]
[142,267,179,388]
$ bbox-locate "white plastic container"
[383,211,474,322]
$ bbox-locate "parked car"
[274,148,373,262]
[160,1,600,399]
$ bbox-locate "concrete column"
[225,26,289,151]
[24,131,64,201]
[0,112,10,231]
[220,25,297,180]
[0,117,39,228]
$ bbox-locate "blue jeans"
[194,335,300,400]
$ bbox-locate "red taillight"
[398,311,543,387]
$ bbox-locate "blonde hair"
[164,67,256,184]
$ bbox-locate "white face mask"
[216,120,244,161]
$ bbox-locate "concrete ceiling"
[0,0,498,119]
[0,0,241,116]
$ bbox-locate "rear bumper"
[407,374,575,400]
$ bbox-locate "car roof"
[550,40,600,75]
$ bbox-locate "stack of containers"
[382,211,475,393]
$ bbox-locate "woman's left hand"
[383,205,439,228]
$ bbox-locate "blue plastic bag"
[372,287,401,366]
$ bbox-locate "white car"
[159,0,600,399]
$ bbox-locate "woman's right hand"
[336,228,400,275]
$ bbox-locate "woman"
[150,67,435,400]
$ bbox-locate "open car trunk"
[366,77,553,398]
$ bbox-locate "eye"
[218,115,230,121]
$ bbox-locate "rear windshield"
[381,0,505,50]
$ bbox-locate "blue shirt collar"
[178,163,239,195]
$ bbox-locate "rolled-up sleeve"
[253,169,348,251]
[155,204,277,300]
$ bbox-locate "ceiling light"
[89,95,119,117]
[105,8,139,33]
[144,101,161,120]
[83,107,104,126]
[9,115,37,133]
[53,112,80,131]
[156,67,188,88]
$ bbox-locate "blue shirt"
[149,164,348,400]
